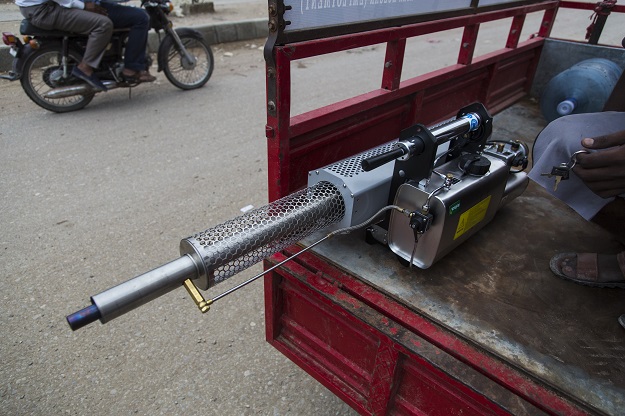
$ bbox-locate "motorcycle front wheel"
[161,33,214,90]
[20,44,94,113]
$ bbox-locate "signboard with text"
[272,0,545,43]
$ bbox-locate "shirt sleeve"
[54,0,86,8]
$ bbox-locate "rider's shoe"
[121,70,156,84]
[71,67,108,92]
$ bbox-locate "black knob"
[458,154,490,176]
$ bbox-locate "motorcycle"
[1,0,214,112]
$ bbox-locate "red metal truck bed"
[263,1,625,412]
[264,100,625,415]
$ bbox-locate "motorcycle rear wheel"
[21,45,94,113]
[161,34,214,90]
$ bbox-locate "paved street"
[0,35,359,414]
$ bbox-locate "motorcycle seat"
[19,19,130,37]
[20,19,82,37]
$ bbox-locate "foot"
[121,69,156,84]
[71,67,107,92]
[549,251,625,288]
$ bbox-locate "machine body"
[67,103,529,329]
[388,156,510,268]
[307,103,528,268]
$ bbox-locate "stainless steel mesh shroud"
[180,181,345,290]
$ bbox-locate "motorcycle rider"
[16,0,155,92]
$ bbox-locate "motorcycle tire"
[20,44,94,113]
[159,30,214,90]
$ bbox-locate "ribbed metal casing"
[180,181,345,290]
[308,142,396,229]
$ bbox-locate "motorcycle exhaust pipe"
[66,181,346,330]
[43,80,120,99]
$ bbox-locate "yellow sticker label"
[454,195,491,240]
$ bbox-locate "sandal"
[121,70,156,84]
[549,251,625,288]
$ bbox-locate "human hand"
[85,2,108,15]
[573,129,625,198]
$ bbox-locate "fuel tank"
[387,155,527,268]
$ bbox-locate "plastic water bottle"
[540,58,623,122]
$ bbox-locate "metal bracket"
[183,279,212,313]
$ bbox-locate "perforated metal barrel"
[180,181,346,290]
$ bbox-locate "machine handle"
[361,147,406,171]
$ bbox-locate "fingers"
[582,129,625,149]
[574,133,625,197]
[574,164,625,198]
[575,144,625,169]
[564,125,625,198]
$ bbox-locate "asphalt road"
[0,39,359,415]
[1,10,624,415]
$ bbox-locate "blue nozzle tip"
[66,304,101,331]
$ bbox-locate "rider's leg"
[19,5,113,74]
[60,8,113,74]
[102,3,150,73]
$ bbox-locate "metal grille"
[181,181,345,290]
[326,142,396,178]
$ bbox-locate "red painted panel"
[281,278,380,380]
[485,51,537,107]
[265,252,522,415]
[420,71,490,120]
[266,247,592,415]
[266,263,379,412]
[288,103,412,193]
[390,357,503,416]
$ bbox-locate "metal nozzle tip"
[66,304,101,331]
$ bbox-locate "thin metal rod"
[211,233,332,303]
